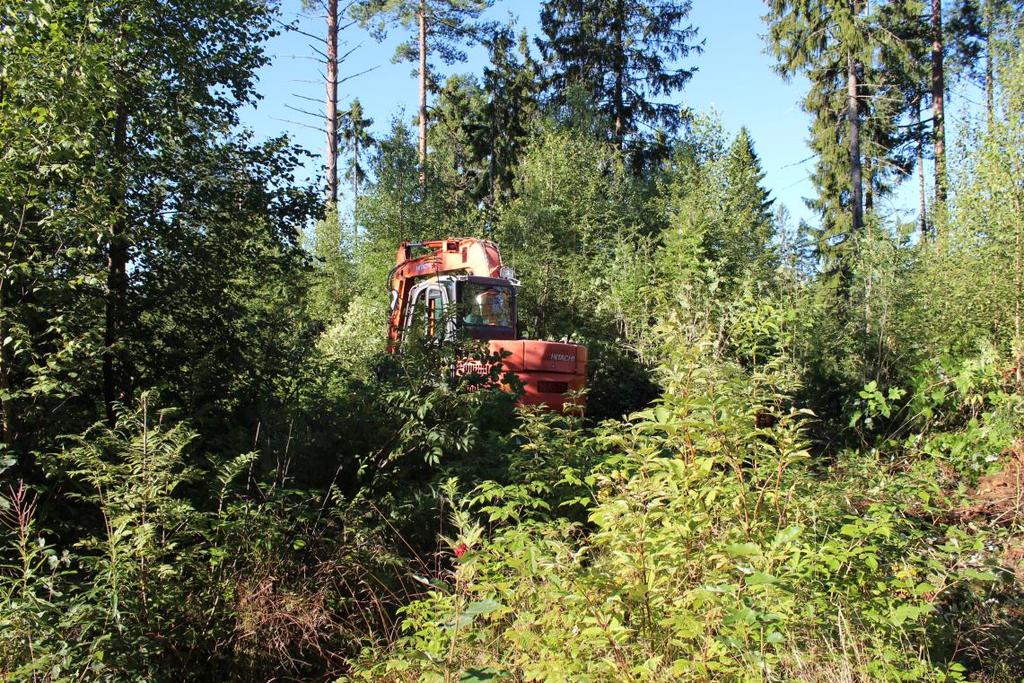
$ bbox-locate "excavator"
[387,238,587,411]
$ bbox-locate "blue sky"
[239,0,919,228]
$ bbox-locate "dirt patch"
[1004,542,1024,583]
[969,440,1024,526]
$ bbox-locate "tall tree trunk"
[612,0,625,150]
[931,0,947,208]
[104,104,130,426]
[864,156,874,213]
[325,0,339,207]
[487,124,497,205]
[916,97,928,236]
[985,0,994,128]
[353,140,361,238]
[417,0,428,187]
[1014,156,1023,386]
[848,50,863,236]
[352,138,360,203]
[1016,207,1021,385]
[864,156,873,341]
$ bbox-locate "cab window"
[409,286,446,340]
[460,283,513,329]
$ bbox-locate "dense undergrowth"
[341,339,1024,682]
[4,338,1022,682]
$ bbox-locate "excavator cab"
[403,276,517,343]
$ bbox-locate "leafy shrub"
[345,356,1015,682]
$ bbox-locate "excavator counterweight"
[387,238,586,410]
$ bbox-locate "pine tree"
[327,0,341,206]
[300,0,359,207]
[537,0,702,161]
[352,0,493,186]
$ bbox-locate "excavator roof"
[393,237,514,282]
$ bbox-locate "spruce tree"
[475,27,541,206]
[946,0,1024,126]
[721,128,777,284]
[537,0,702,162]
[341,99,375,204]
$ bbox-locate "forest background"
[2,0,1023,681]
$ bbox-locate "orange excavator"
[387,238,587,411]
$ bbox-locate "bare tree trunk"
[917,97,927,236]
[612,0,625,151]
[848,50,863,236]
[931,0,947,209]
[1016,211,1021,385]
[104,104,131,427]
[417,0,428,187]
[985,0,994,129]
[864,154,872,339]
[352,137,359,202]
[864,156,874,213]
[1014,157,1023,386]
[325,0,339,207]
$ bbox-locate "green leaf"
[962,568,997,582]
[724,542,761,558]
[889,603,929,627]
[745,571,778,587]
[463,598,501,617]
[771,525,802,547]
[724,606,758,625]
[460,668,502,683]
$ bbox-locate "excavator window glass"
[409,286,447,341]
[407,282,448,342]
[426,289,444,339]
[459,281,514,337]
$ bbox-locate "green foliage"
[764,0,924,278]
[349,355,1016,682]
[4,1,1024,680]
[538,0,703,163]
[352,0,494,68]
[494,126,644,341]
[0,393,425,680]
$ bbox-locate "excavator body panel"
[489,339,587,409]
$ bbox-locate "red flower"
[454,543,468,558]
